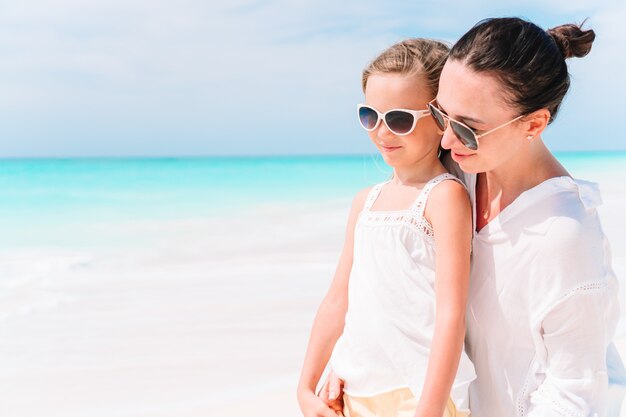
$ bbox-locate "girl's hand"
[298,389,343,417]
[318,370,345,414]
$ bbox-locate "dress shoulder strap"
[410,173,466,217]
[361,181,389,212]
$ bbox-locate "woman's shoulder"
[534,177,603,238]
[532,179,606,262]
[526,178,613,306]
[506,176,600,238]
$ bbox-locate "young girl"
[297,39,475,417]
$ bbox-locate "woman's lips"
[451,151,474,161]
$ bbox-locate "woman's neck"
[476,138,569,229]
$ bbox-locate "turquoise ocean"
[1,151,626,249]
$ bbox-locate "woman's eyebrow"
[459,115,485,125]
[437,101,485,125]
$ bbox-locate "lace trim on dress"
[362,181,387,212]
[360,211,436,239]
[359,173,465,242]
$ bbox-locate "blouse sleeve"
[525,197,620,417]
[526,287,613,417]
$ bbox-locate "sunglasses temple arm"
[479,115,525,138]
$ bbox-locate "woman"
[321,17,621,417]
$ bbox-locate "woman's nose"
[440,124,458,150]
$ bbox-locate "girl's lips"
[381,145,402,152]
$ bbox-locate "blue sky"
[0,0,624,157]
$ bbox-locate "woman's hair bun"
[547,23,595,59]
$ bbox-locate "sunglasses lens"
[429,104,446,131]
[450,121,478,151]
[358,106,379,130]
[386,110,415,135]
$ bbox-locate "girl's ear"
[524,108,550,139]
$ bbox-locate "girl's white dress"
[330,173,477,412]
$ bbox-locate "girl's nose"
[377,121,396,140]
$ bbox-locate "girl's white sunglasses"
[357,104,430,136]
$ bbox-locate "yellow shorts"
[342,387,469,417]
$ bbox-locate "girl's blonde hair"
[361,38,450,99]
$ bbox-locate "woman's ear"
[524,109,550,139]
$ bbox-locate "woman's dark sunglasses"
[427,99,524,150]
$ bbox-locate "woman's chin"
[454,157,482,174]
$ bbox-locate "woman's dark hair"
[449,17,595,123]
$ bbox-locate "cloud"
[0,0,623,156]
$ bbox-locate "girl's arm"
[416,180,472,417]
[297,188,369,417]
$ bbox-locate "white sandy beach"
[0,201,347,417]
[0,170,625,417]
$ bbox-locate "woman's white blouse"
[456,172,620,417]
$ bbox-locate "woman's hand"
[298,388,343,417]
[317,370,345,415]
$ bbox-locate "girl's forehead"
[365,73,432,104]
[366,72,427,89]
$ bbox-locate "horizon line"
[1,149,626,161]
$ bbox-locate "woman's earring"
[526,135,534,140]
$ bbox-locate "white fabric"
[446,164,620,417]
[330,173,477,411]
